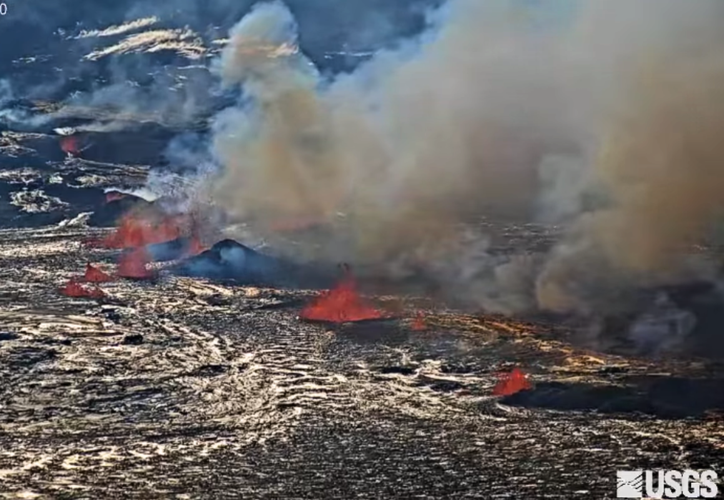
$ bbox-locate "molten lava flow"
[101,215,183,249]
[411,311,427,331]
[101,216,148,248]
[60,135,79,155]
[300,269,384,323]
[84,263,113,283]
[61,279,105,299]
[492,367,532,397]
[117,248,154,279]
[157,217,183,243]
[186,235,206,257]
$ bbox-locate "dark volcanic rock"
[192,364,228,377]
[122,333,144,345]
[503,376,724,418]
[79,127,178,165]
[6,347,57,368]
[662,281,724,359]
[175,239,298,287]
[0,332,19,342]
[0,227,722,499]
[592,280,724,360]
[146,236,193,262]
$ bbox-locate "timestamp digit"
[0,4,7,16]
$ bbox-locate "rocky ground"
[0,222,722,499]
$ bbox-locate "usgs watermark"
[617,470,718,499]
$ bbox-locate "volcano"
[0,1,722,499]
[2,112,723,500]
[174,239,314,287]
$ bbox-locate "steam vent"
[0,0,722,498]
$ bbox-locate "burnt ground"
[0,225,722,499]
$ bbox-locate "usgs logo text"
[617,469,718,499]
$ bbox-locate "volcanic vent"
[1,0,724,498]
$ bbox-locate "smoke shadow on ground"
[589,281,724,361]
[78,128,180,165]
[335,320,410,347]
[661,283,724,360]
[43,184,107,210]
[0,209,66,229]
[0,181,118,229]
[502,376,724,419]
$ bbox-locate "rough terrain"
[0,223,722,499]
[0,9,722,499]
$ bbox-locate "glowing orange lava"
[410,312,427,331]
[60,135,79,155]
[83,263,113,283]
[186,234,207,257]
[300,268,384,323]
[60,278,105,299]
[100,215,183,249]
[117,248,154,279]
[492,367,532,396]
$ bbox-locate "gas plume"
[536,38,724,314]
[208,0,724,317]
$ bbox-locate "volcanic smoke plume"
[207,0,724,317]
[536,40,724,314]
